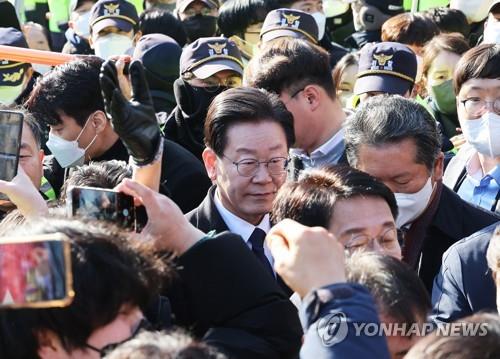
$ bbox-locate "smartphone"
[0,110,23,202]
[0,233,74,309]
[0,110,23,182]
[67,186,136,229]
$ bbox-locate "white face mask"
[46,119,97,168]
[323,0,349,18]
[32,64,52,75]
[450,0,492,23]
[461,111,500,158]
[394,177,434,228]
[484,20,500,44]
[93,33,133,60]
[74,11,91,38]
[311,11,326,40]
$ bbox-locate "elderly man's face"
[355,138,443,195]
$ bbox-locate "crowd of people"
[0,0,499,358]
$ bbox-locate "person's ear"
[36,330,63,359]
[202,147,218,182]
[432,152,444,183]
[133,30,142,45]
[302,85,321,111]
[90,110,108,134]
[88,32,94,48]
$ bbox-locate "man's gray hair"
[344,95,442,171]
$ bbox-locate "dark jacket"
[404,183,500,292]
[43,138,211,213]
[300,283,390,358]
[61,30,94,55]
[319,35,349,68]
[167,231,303,359]
[344,30,381,49]
[186,186,293,296]
[430,222,499,325]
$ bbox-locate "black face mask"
[182,15,217,42]
[172,78,228,158]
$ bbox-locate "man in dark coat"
[344,95,500,292]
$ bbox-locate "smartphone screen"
[67,186,135,229]
[0,234,74,309]
[0,110,23,182]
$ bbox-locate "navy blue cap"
[354,42,417,96]
[176,0,219,13]
[133,34,182,87]
[0,27,30,86]
[260,8,319,44]
[180,37,243,79]
[90,0,139,34]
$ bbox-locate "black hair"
[345,95,442,172]
[217,0,279,37]
[0,218,168,358]
[204,87,295,156]
[425,7,470,38]
[271,165,398,227]
[139,8,188,47]
[25,57,105,128]
[245,38,335,98]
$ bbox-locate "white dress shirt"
[214,189,274,267]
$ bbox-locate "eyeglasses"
[84,318,152,357]
[183,7,212,18]
[344,227,399,252]
[223,155,289,177]
[283,88,305,105]
[460,98,500,118]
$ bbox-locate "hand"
[0,166,48,219]
[100,59,161,166]
[115,179,204,255]
[109,55,132,101]
[266,219,346,298]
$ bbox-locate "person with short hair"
[344,95,500,291]
[483,1,500,44]
[246,38,348,179]
[272,165,401,259]
[443,44,500,214]
[25,57,211,213]
[187,87,295,290]
[347,252,431,358]
[332,52,359,108]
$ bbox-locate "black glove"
[99,60,161,166]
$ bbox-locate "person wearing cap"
[163,37,244,162]
[246,38,349,180]
[62,0,97,55]
[274,0,348,66]
[483,0,500,44]
[175,0,220,43]
[450,0,495,46]
[89,0,140,59]
[345,0,405,49]
[217,0,279,62]
[354,42,417,103]
[133,33,182,114]
[0,27,38,106]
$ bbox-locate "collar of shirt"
[290,128,344,161]
[213,189,271,242]
[465,152,500,186]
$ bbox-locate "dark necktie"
[248,228,275,277]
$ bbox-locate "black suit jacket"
[165,232,303,359]
[186,186,293,296]
[430,222,499,325]
[413,185,500,292]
